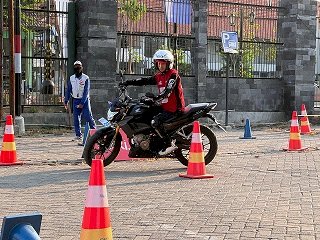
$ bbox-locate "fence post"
[279,0,317,117]
[67,2,76,81]
[191,0,208,103]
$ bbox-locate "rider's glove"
[141,96,154,105]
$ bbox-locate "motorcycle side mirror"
[145,92,155,98]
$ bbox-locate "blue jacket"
[64,73,90,105]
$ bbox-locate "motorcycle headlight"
[107,109,118,121]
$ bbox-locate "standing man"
[64,61,96,144]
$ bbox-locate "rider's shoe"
[72,136,83,145]
[158,140,178,156]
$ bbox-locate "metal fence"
[2,0,69,108]
[117,0,194,76]
[207,0,283,78]
[117,0,283,78]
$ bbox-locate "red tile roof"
[118,0,281,40]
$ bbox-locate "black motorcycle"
[83,73,225,167]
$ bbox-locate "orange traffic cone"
[179,121,214,179]
[80,159,113,240]
[283,111,307,151]
[0,115,23,166]
[300,104,312,134]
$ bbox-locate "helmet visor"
[155,59,167,64]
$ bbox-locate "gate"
[2,0,69,109]
[207,0,283,79]
[117,0,194,76]
[117,0,283,79]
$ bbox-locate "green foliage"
[265,43,277,62]
[159,45,191,75]
[238,22,258,78]
[240,41,257,78]
[129,47,143,63]
[21,0,44,7]
[29,106,39,113]
[2,0,46,32]
[118,0,147,22]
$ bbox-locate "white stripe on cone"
[5,125,14,134]
[191,132,201,143]
[85,186,109,208]
[291,119,299,126]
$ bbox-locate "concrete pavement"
[1,126,320,239]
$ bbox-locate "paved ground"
[1,125,320,239]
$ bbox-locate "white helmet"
[74,60,82,66]
[152,50,174,70]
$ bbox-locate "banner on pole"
[165,0,191,24]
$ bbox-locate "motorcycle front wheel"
[174,124,218,166]
[83,129,122,167]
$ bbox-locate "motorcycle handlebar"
[140,96,154,104]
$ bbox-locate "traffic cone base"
[180,161,214,178]
[179,121,213,179]
[283,147,308,152]
[0,161,23,166]
[240,136,256,139]
[179,173,214,179]
[0,115,23,166]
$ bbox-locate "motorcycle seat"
[163,103,211,124]
[184,103,210,113]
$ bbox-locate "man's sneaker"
[158,140,178,156]
[72,136,83,145]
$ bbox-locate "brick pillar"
[279,0,316,116]
[75,0,117,117]
[191,0,207,103]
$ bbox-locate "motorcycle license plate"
[98,117,111,127]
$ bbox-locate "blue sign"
[221,31,239,53]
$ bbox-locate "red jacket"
[126,69,185,113]
[154,69,185,113]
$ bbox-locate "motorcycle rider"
[120,49,185,155]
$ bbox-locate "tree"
[3,0,45,30]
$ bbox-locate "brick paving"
[1,126,320,239]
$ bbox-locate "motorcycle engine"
[132,134,150,151]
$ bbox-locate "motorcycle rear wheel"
[174,124,218,166]
[83,129,122,167]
